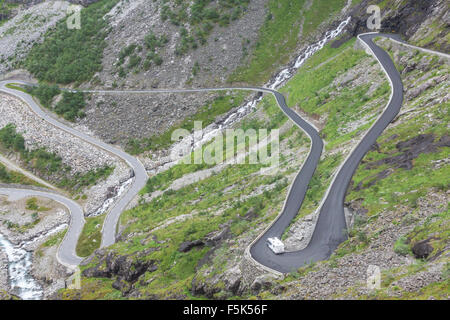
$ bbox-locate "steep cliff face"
[343,0,449,52]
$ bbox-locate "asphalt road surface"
[0,188,84,266]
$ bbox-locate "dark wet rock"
[358,134,448,189]
[105,186,117,199]
[112,277,132,294]
[190,276,221,299]
[250,275,274,294]
[346,199,369,217]
[196,222,232,270]
[270,284,287,295]
[225,277,242,296]
[354,168,394,191]
[412,238,435,260]
[436,134,450,148]
[384,134,399,143]
[178,240,204,253]
[369,142,380,152]
[205,226,230,247]
[354,133,442,190]
[82,249,158,295]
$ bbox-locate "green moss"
[394,236,411,256]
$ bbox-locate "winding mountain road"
[250,33,404,273]
[0,80,149,266]
[0,33,431,274]
[0,188,84,266]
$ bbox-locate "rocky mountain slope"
[0,0,448,300]
[53,0,448,300]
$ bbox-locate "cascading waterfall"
[171,17,351,162]
[89,177,134,217]
[270,17,351,89]
[0,233,43,300]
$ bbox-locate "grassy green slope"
[229,0,347,85]
[261,38,449,300]
[60,93,307,299]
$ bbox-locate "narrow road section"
[0,188,84,266]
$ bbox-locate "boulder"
[82,249,158,294]
[250,275,275,294]
[412,239,434,259]
[178,240,204,253]
[223,265,243,296]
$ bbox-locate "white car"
[267,237,285,254]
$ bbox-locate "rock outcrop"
[82,248,159,295]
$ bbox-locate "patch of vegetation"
[54,91,86,121]
[4,211,40,233]
[5,83,26,92]
[76,215,105,257]
[0,124,113,193]
[24,0,120,85]
[26,197,50,212]
[25,83,61,109]
[59,166,114,192]
[0,123,25,153]
[162,0,250,56]
[393,236,411,256]
[0,0,18,27]
[42,229,67,248]
[23,83,86,122]
[0,163,41,186]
